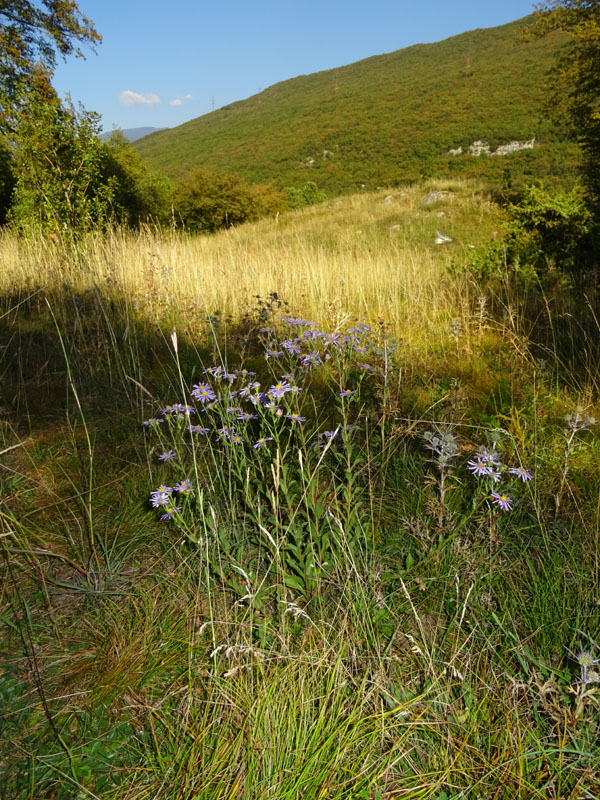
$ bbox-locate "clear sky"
[51,0,539,134]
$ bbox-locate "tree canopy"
[0,1,100,132]
[527,1,600,205]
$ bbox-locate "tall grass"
[1,181,599,799]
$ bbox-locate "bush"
[286,181,327,210]
[506,184,595,276]
[174,167,258,233]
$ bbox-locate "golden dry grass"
[0,180,504,349]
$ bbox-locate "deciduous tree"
[526,1,600,205]
[0,1,100,133]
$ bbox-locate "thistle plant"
[556,406,596,514]
[422,424,460,524]
[567,634,600,719]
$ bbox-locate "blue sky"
[52,0,538,134]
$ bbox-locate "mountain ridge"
[134,16,576,193]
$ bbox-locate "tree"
[103,131,174,226]
[174,167,257,233]
[526,1,600,206]
[10,93,115,236]
[0,1,100,133]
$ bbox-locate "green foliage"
[0,1,100,134]
[174,166,279,232]
[506,184,594,276]
[0,136,15,224]
[10,94,116,236]
[103,131,174,226]
[286,181,327,209]
[526,1,600,207]
[135,16,579,195]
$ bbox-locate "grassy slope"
[1,186,599,799]
[135,16,577,193]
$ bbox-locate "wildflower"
[143,418,164,426]
[231,434,244,445]
[176,404,196,415]
[476,448,501,466]
[287,413,306,422]
[269,381,292,399]
[188,424,210,435]
[191,383,216,403]
[322,333,342,348]
[353,344,369,355]
[274,408,284,417]
[154,485,173,494]
[160,505,182,521]
[161,405,177,415]
[357,362,376,372]
[237,411,257,421]
[491,492,513,512]
[217,426,235,438]
[265,347,284,358]
[467,458,493,477]
[238,382,260,397]
[158,449,177,462]
[225,406,240,415]
[339,389,356,398]
[281,373,296,381]
[253,437,273,449]
[301,351,322,368]
[281,339,302,354]
[174,478,193,494]
[150,491,171,507]
[235,369,256,377]
[508,466,533,482]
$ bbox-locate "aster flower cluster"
[262,316,376,378]
[467,441,533,513]
[143,318,378,526]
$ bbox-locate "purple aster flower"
[322,333,342,348]
[188,424,210,435]
[322,430,341,440]
[281,373,296,381]
[357,362,376,372]
[491,492,513,512]
[176,404,196,415]
[150,491,171,507]
[253,436,274,449]
[508,466,533,482]
[259,327,274,334]
[301,351,323,368]
[143,418,164,426]
[269,380,293,399]
[225,406,240,415]
[287,413,306,423]
[274,408,284,417]
[238,382,260,397]
[339,389,356,398]
[476,448,502,466]
[174,478,193,494]
[281,339,302,354]
[231,434,244,445]
[154,484,173,494]
[191,383,216,403]
[467,458,493,477]
[217,426,235,438]
[237,411,258,421]
[353,344,368,355]
[158,449,177,462]
[264,401,278,410]
[265,346,284,358]
[160,505,182,520]
[204,366,225,378]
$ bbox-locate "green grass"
[1,186,599,799]
[135,15,580,195]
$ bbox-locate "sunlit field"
[1,181,599,800]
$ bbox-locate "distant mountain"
[134,16,578,193]
[101,127,166,143]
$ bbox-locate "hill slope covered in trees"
[135,16,577,193]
